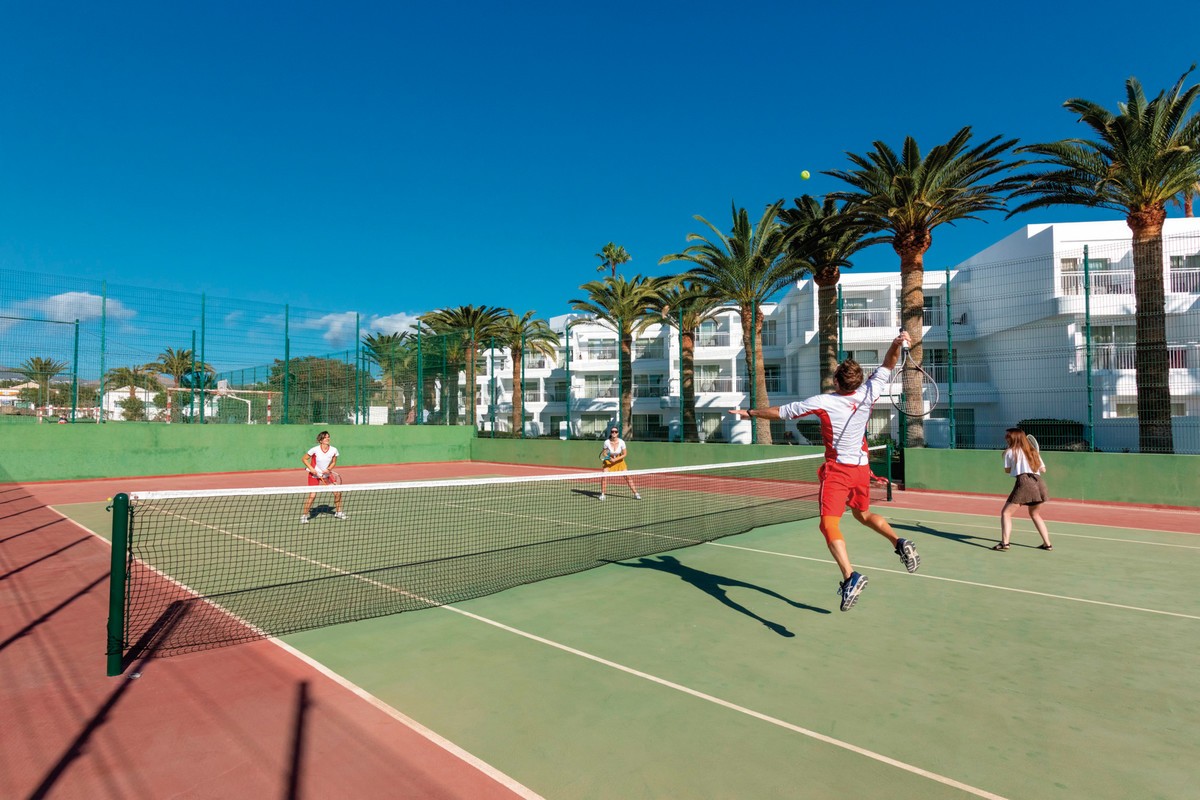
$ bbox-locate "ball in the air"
[801,170,811,180]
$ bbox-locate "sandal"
[992,543,1009,551]
[1037,544,1054,550]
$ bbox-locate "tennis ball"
[106,497,112,502]
[801,170,811,180]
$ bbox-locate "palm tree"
[494,311,560,435]
[104,365,159,399]
[1172,179,1199,218]
[595,242,631,277]
[780,196,886,392]
[654,281,725,442]
[362,331,410,419]
[570,275,673,439]
[659,201,801,443]
[420,305,510,425]
[146,347,199,387]
[827,127,1023,446]
[1009,68,1200,454]
[18,357,68,407]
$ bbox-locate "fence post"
[945,267,956,449]
[750,303,757,444]
[1084,245,1095,451]
[71,319,80,422]
[199,294,206,424]
[490,336,496,438]
[283,305,290,425]
[836,284,845,361]
[678,306,684,442]
[416,328,423,425]
[563,329,571,440]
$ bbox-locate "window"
[786,305,795,343]
[846,349,878,366]
[583,375,617,398]
[1169,255,1200,292]
[698,412,725,442]
[521,380,541,402]
[581,414,612,437]
[761,319,777,346]
[634,337,665,360]
[632,414,665,440]
[1115,398,1186,418]
[633,374,666,397]
[764,364,782,393]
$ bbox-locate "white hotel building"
[475,219,1200,453]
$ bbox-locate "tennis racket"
[319,470,343,486]
[888,335,940,417]
[1027,435,1040,454]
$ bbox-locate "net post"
[106,493,131,676]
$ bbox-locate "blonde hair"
[1004,428,1042,472]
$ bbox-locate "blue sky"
[3,0,1199,336]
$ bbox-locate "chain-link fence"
[3,227,1197,454]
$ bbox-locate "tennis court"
[3,461,1198,799]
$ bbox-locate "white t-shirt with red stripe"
[776,367,890,466]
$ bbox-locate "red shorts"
[307,472,322,487]
[818,461,872,517]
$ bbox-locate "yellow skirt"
[603,460,628,472]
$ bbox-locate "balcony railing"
[633,346,666,360]
[695,334,731,348]
[579,386,618,399]
[1170,268,1200,293]
[578,348,618,361]
[1092,344,1189,370]
[1060,270,1134,295]
[632,385,666,398]
[924,363,990,384]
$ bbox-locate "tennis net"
[106,447,891,672]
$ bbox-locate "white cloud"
[0,291,136,335]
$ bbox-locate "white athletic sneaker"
[598,493,606,501]
[299,515,309,524]
[634,493,642,500]
[334,512,347,520]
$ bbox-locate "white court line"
[706,541,1200,621]
[440,604,1011,800]
[108,505,1009,798]
[886,504,1200,535]
[73,507,544,800]
[890,517,1200,549]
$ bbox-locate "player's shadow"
[893,522,995,550]
[607,555,830,637]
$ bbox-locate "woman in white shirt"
[598,427,641,501]
[994,428,1052,551]
[301,430,346,522]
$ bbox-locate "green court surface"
[62,501,1199,799]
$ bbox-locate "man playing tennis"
[301,430,346,522]
[729,331,918,611]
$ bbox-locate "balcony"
[695,334,731,348]
[1060,270,1134,295]
[1091,344,1189,371]
[1170,268,1200,293]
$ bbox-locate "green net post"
[1084,245,1095,451]
[945,267,956,449]
[443,334,449,426]
[355,314,361,425]
[190,330,198,423]
[106,493,130,676]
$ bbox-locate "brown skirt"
[1007,473,1048,506]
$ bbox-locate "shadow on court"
[607,554,831,637]
[893,521,997,550]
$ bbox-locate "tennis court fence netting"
[106,447,892,675]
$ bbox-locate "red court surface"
[1,463,546,800]
[3,462,1195,799]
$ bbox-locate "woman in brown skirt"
[994,428,1053,551]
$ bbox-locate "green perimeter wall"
[3,424,474,484]
[7,425,1197,509]
[904,448,1200,508]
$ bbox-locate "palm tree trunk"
[681,331,698,442]
[814,267,841,393]
[511,346,524,435]
[739,305,771,443]
[897,240,929,448]
[1128,209,1174,453]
